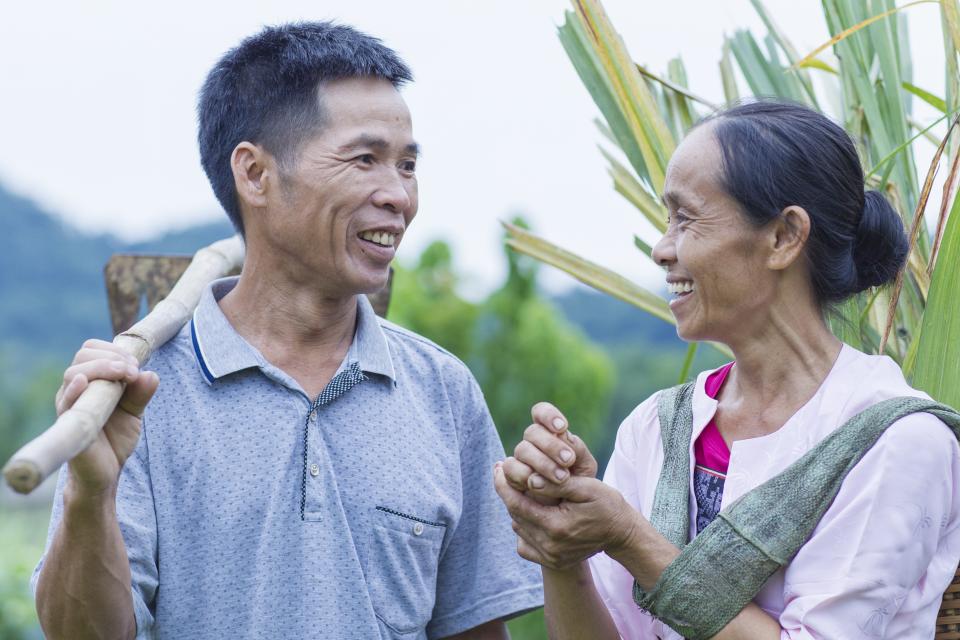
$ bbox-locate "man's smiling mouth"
[358,230,397,247]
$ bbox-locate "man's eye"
[356,154,375,165]
[401,160,417,173]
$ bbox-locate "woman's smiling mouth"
[667,280,695,296]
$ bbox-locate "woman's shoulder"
[834,344,959,467]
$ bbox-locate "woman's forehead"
[664,124,725,202]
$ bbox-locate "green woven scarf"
[631,382,960,639]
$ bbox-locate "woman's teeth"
[359,231,396,247]
[668,281,695,295]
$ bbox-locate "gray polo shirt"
[34,277,542,639]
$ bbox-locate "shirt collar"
[191,276,396,385]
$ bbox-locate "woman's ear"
[767,205,811,271]
[231,142,273,211]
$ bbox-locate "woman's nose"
[651,231,676,267]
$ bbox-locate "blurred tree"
[389,220,614,454]
[0,357,59,467]
[469,218,614,452]
[388,240,479,359]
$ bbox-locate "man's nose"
[372,171,412,214]
[651,230,676,267]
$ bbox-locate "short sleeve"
[426,376,543,638]
[778,411,960,638]
[31,421,160,639]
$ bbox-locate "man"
[32,22,542,639]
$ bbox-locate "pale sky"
[0,1,947,296]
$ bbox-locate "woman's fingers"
[494,463,551,526]
[515,439,570,485]
[564,432,599,478]
[501,456,534,492]
[531,401,569,435]
[515,535,546,566]
[520,422,577,476]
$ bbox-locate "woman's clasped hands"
[494,402,641,571]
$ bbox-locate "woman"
[494,101,960,639]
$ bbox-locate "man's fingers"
[81,338,127,353]
[56,373,89,416]
[531,401,569,435]
[64,359,140,388]
[73,347,138,367]
[117,372,160,418]
[521,423,577,475]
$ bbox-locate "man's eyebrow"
[338,135,421,157]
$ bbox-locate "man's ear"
[231,142,272,211]
[767,205,811,271]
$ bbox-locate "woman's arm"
[497,461,781,640]
[608,510,780,640]
[542,563,620,640]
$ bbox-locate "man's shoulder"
[143,322,202,380]
[377,318,471,375]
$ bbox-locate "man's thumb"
[118,371,160,418]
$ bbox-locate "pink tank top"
[695,362,734,472]
[692,362,734,534]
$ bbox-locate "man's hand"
[56,339,159,498]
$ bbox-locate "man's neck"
[218,269,359,400]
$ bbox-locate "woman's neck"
[720,299,842,437]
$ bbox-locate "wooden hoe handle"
[2,236,245,494]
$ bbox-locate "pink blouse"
[587,344,960,639]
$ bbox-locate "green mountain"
[0,183,232,372]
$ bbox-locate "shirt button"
[309,463,320,477]
[413,522,424,536]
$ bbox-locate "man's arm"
[36,484,138,640]
[34,339,159,640]
[427,372,543,638]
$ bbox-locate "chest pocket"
[364,506,446,636]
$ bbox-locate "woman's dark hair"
[702,100,908,305]
[197,22,413,236]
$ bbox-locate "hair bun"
[852,190,909,291]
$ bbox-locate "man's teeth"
[359,231,396,247]
[667,281,695,295]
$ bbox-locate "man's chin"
[351,269,392,296]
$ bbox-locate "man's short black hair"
[197,21,413,236]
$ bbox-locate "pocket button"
[413,522,425,536]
